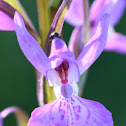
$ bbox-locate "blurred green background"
[0,0,126,125]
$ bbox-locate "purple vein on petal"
[28,94,113,126]
[73,95,90,121]
[49,99,60,120]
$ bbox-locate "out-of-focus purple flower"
[0,113,2,126]
[66,0,126,54]
[0,11,15,31]
[14,12,113,125]
[0,0,15,31]
[0,0,37,40]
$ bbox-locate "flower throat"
[55,60,69,84]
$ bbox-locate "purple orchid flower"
[14,11,113,126]
[0,0,15,31]
[0,10,15,31]
[65,0,126,54]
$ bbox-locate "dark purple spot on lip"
[59,101,62,112]
[64,102,66,106]
[78,105,81,112]
[76,115,80,120]
[61,114,65,120]
[71,97,75,102]
[71,122,74,125]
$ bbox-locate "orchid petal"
[46,61,80,87]
[0,114,2,126]
[0,11,14,30]
[14,12,48,75]
[90,0,126,26]
[0,0,35,31]
[3,0,34,30]
[105,32,126,53]
[48,37,75,69]
[0,0,15,31]
[0,106,28,126]
[76,14,110,75]
[68,61,80,83]
[65,0,83,26]
[28,96,113,126]
[46,38,77,87]
[46,68,61,87]
[49,37,68,57]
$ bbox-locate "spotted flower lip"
[65,0,126,54]
[14,11,114,126]
[28,96,113,126]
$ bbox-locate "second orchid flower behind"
[66,0,126,54]
[14,12,113,126]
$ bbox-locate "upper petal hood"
[49,37,75,60]
[76,14,110,75]
[48,37,76,70]
[14,12,48,75]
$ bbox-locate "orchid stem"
[44,0,71,55]
[36,0,51,49]
[78,0,90,96]
[36,71,45,106]
[82,0,90,45]
[44,0,72,104]
[36,0,72,105]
